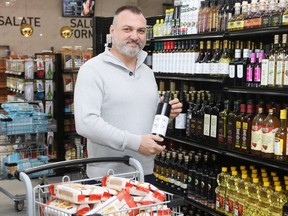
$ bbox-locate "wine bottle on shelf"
[151,91,171,142]
[175,90,187,137]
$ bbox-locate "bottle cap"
[252,178,259,183]
[280,109,287,119]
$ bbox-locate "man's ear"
[109,25,114,34]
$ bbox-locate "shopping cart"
[15,156,184,216]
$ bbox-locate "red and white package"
[48,182,115,204]
[41,198,90,216]
[138,204,172,216]
[102,176,150,196]
[84,188,139,216]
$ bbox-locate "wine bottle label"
[229,64,235,78]
[262,127,279,153]
[276,60,284,86]
[151,115,169,137]
[261,59,269,86]
[210,115,218,138]
[254,66,261,82]
[175,113,187,129]
[268,60,276,86]
[251,125,262,151]
[237,64,244,79]
[274,138,284,156]
[203,113,211,136]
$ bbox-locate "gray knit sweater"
[74,47,159,177]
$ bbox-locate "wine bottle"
[151,91,171,140]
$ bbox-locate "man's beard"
[115,39,145,57]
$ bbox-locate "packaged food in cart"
[48,182,117,204]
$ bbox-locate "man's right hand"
[138,134,166,156]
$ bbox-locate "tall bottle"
[246,52,256,87]
[258,181,273,216]
[235,173,249,216]
[225,170,239,216]
[235,104,247,150]
[215,167,230,213]
[226,100,241,149]
[245,178,260,216]
[241,103,255,153]
[274,109,287,161]
[219,39,232,76]
[268,34,280,87]
[151,91,171,141]
[218,99,230,148]
[251,107,266,155]
[175,90,187,137]
[261,108,280,158]
[276,34,287,87]
[210,94,222,145]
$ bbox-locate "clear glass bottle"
[251,107,266,155]
[274,109,287,161]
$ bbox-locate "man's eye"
[123,28,131,32]
[139,30,146,34]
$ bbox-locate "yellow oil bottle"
[258,181,272,216]
[215,167,230,213]
[235,173,249,216]
[225,170,239,215]
[269,185,287,216]
[245,178,260,215]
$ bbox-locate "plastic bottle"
[245,178,260,215]
[235,173,249,216]
[269,185,287,216]
[153,19,160,37]
[258,181,272,215]
[225,170,239,215]
[215,167,230,213]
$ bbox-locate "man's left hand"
[169,98,182,119]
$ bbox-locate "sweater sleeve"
[74,63,141,152]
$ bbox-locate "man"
[74,5,182,183]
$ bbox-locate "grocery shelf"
[153,32,225,42]
[166,136,288,172]
[154,73,227,83]
[224,86,288,97]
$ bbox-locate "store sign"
[69,18,92,39]
[0,16,41,27]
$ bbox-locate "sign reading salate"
[0,16,41,27]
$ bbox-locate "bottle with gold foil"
[241,102,255,153]
[233,1,249,31]
[235,103,246,150]
[274,109,287,161]
[261,108,280,158]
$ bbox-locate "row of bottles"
[154,147,220,209]
[153,0,288,37]
[158,86,288,161]
[216,165,288,216]
[151,34,288,88]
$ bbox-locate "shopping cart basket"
[15,156,184,216]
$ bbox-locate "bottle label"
[268,60,276,86]
[262,127,279,153]
[246,66,253,82]
[234,200,244,216]
[254,66,261,82]
[151,115,169,137]
[283,15,288,25]
[235,121,242,148]
[261,17,270,27]
[241,122,248,150]
[225,196,235,214]
[175,113,187,129]
[270,16,282,26]
[216,193,225,209]
[250,18,261,28]
[229,64,235,78]
[274,138,284,156]
[261,59,269,86]
[203,113,211,136]
[210,115,218,138]
[251,125,263,151]
[276,60,284,86]
[237,64,244,79]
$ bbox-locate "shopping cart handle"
[167,196,185,208]
[14,156,143,181]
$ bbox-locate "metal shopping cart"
[15,156,184,216]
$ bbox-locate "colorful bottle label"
[218,117,226,143]
[250,18,262,28]
[254,66,261,82]
[225,196,235,214]
[216,193,225,210]
[203,113,211,136]
[235,121,242,148]
[227,121,234,146]
[246,66,253,82]
[251,125,263,151]
[241,122,248,150]
[234,200,244,216]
